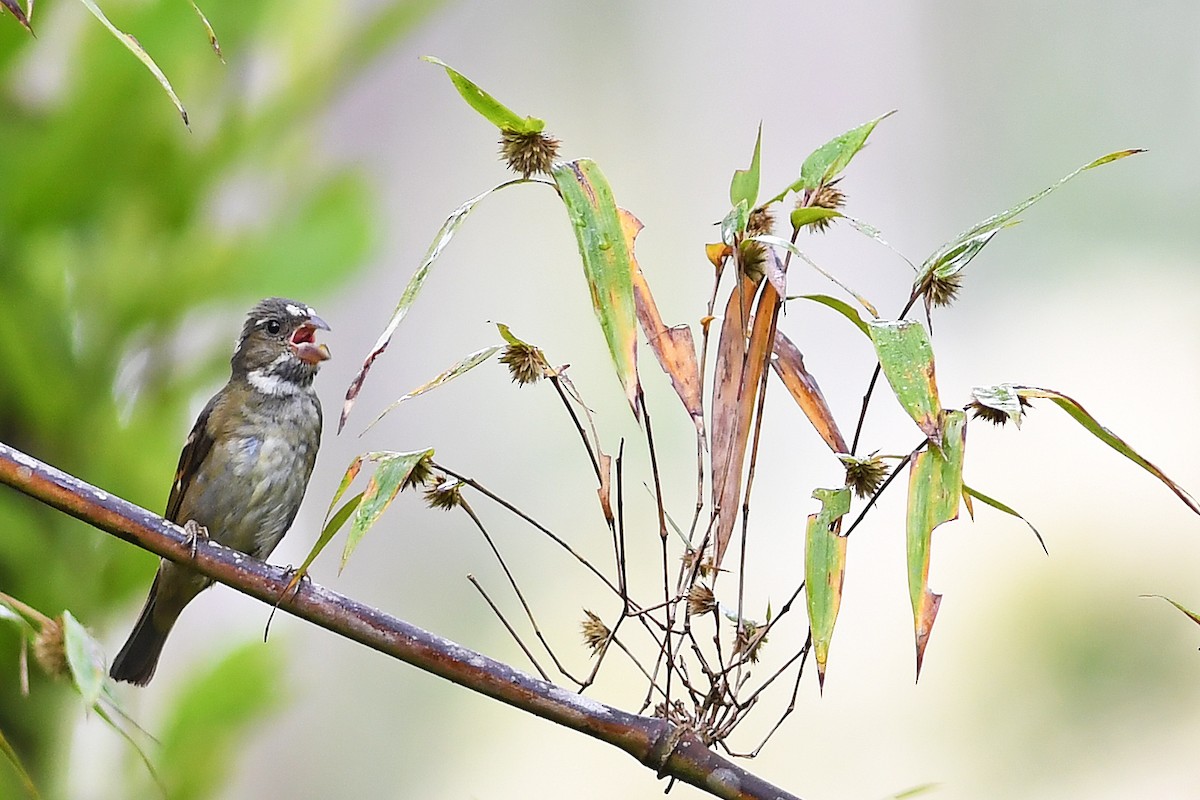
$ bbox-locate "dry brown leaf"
[771,330,848,453]
[621,210,705,437]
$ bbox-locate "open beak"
[291,314,331,365]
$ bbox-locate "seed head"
[580,609,610,655]
[423,478,463,511]
[401,456,436,491]
[500,342,547,386]
[924,271,964,308]
[804,181,846,233]
[499,129,560,178]
[687,584,717,616]
[746,205,776,237]
[840,453,889,499]
[969,394,1032,427]
[738,239,767,282]
[33,616,68,679]
[732,619,768,663]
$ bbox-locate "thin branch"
[459,499,582,686]
[467,574,550,682]
[0,441,803,800]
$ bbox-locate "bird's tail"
[109,574,173,686]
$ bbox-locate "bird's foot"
[279,564,311,603]
[182,520,210,560]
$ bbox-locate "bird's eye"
[266,320,282,335]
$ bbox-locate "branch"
[0,442,801,800]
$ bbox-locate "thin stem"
[467,574,550,682]
[460,499,583,686]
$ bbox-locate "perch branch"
[0,441,801,800]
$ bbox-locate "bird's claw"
[279,564,311,603]
[182,520,209,560]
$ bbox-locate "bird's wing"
[164,394,221,523]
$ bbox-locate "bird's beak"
[291,314,331,365]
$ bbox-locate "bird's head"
[232,297,331,394]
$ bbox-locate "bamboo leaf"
[906,411,966,679]
[1015,385,1199,515]
[805,486,852,690]
[1142,595,1200,629]
[788,293,871,338]
[730,123,763,209]
[365,346,500,431]
[624,211,705,435]
[189,1,223,62]
[962,484,1047,554]
[916,149,1144,286]
[551,159,642,417]
[341,450,434,571]
[763,110,896,203]
[422,56,544,133]
[77,0,189,127]
[970,383,1025,427]
[0,725,39,798]
[712,277,779,567]
[340,179,526,431]
[771,330,847,453]
[754,234,878,317]
[61,611,105,709]
[789,207,842,231]
[868,320,944,446]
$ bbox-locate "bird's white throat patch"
[247,355,304,396]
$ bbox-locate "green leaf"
[550,159,642,416]
[916,149,1144,286]
[1014,386,1200,515]
[343,450,436,571]
[962,484,1047,554]
[754,234,878,317]
[789,207,842,230]
[799,110,896,190]
[970,383,1025,427]
[720,200,750,245]
[761,110,896,204]
[868,320,944,445]
[0,726,40,799]
[422,56,544,133]
[805,486,852,689]
[729,123,763,209]
[61,611,105,709]
[77,0,189,127]
[788,293,870,338]
[495,322,527,346]
[340,179,527,431]
[290,491,363,588]
[906,410,966,679]
[366,346,500,431]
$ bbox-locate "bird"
[109,297,331,686]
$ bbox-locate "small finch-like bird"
[110,298,331,686]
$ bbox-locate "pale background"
[84,2,1200,798]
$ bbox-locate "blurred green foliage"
[0,0,440,796]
